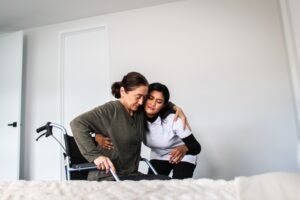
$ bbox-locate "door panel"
[61,27,110,134]
[0,31,23,180]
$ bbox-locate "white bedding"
[237,172,300,200]
[0,172,299,200]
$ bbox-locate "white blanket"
[236,172,300,200]
[0,179,236,200]
[0,172,299,200]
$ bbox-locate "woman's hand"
[94,156,115,173]
[173,105,191,130]
[169,145,188,164]
[95,134,114,150]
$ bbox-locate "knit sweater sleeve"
[70,102,113,163]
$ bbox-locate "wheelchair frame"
[36,122,158,181]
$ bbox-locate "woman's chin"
[131,106,140,111]
[146,111,156,117]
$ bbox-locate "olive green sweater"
[70,101,144,181]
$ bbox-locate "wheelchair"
[36,122,158,181]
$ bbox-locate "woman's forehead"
[129,85,148,94]
[149,90,164,99]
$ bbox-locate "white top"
[144,113,197,164]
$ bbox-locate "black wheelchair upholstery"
[63,134,93,180]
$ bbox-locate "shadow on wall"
[298,142,300,170]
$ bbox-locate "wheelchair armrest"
[69,163,120,181]
[71,163,97,171]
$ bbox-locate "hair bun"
[111,82,122,98]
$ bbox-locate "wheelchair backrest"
[64,134,89,165]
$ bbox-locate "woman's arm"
[182,134,201,155]
[171,114,201,155]
[162,102,190,130]
[70,110,115,173]
[169,134,201,163]
[70,105,115,172]
[169,145,188,164]
[70,113,102,163]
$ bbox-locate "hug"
[70,71,201,181]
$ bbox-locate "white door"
[60,26,110,134]
[0,31,23,180]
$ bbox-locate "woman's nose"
[150,100,156,106]
[138,98,144,105]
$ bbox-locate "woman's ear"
[120,87,126,97]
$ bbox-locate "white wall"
[21,0,299,180]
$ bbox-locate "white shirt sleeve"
[172,116,192,139]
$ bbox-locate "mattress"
[0,172,299,200]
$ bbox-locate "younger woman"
[144,83,201,179]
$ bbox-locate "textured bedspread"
[236,172,300,200]
[0,172,299,200]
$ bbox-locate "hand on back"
[95,134,114,150]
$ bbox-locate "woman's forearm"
[182,134,201,155]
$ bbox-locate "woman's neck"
[146,114,159,123]
[146,113,156,118]
[120,99,133,116]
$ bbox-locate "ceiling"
[0,0,180,33]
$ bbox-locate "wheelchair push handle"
[36,122,67,153]
[36,122,53,140]
[36,124,48,133]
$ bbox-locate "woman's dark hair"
[148,82,170,105]
[144,82,173,131]
[148,82,174,119]
[144,83,175,131]
[111,72,148,98]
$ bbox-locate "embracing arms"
[169,134,201,164]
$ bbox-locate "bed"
[0,172,299,200]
